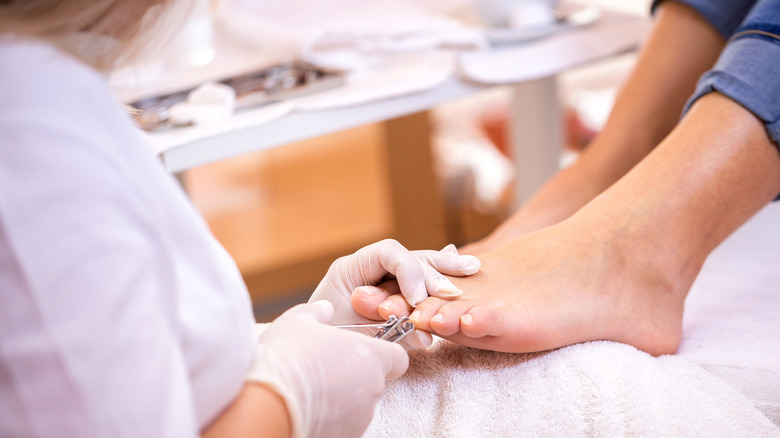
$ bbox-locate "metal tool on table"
[129,60,346,131]
[334,315,415,343]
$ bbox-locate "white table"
[145,8,648,206]
[133,8,650,297]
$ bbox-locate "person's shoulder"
[0,36,116,121]
[0,36,152,194]
[1,37,103,86]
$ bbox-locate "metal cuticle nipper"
[334,315,415,343]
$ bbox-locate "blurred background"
[158,0,653,321]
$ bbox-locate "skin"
[351,3,780,356]
[193,2,780,435]
[203,383,292,438]
[464,1,726,253]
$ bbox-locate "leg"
[355,93,780,355]
[460,1,725,255]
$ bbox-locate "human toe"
[377,294,413,320]
[429,300,476,336]
[408,297,449,332]
[458,305,508,338]
[352,285,395,320]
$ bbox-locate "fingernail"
[355,286,378,296]
[459,256,481,275]
[434,276,462,298]
[379,299,392,312]
[431,313,444,324]
[461,314,473,326]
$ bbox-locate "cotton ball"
[169,82,236,126]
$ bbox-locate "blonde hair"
[0,0,191,71]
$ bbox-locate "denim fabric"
[733,0,780,43]
[651,0,757,39]
[684,0,780,147]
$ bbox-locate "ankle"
[578,190,701,297]
[566,198,690,355]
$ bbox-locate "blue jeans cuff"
[685,36,780,148]
[651,0,757,40]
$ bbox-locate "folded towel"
[365,339,777,437]
[302,14,485,72]
[459,9,650,84]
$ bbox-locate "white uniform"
[0,38,256,437]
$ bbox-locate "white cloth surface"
[366,340,777,437]
[293,53,455,112]
[677,201,780,425]
[149,100,294,154]
[225,0,484,70]
[366,204,780,436]
[300,9,484,72]
[458,9,651,84]
[0,38,256,437]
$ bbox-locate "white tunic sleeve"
[0,39,255,437]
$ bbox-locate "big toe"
[351,286,394,320]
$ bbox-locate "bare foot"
[353,213,694,356]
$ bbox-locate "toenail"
[431,314,444,324]
[379,299,392,311]
[409,310,421,322]
[461,314,473,326]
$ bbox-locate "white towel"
[365,339,778,437]
[458,9,651,84]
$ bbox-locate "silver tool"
[334,315,415,343]
[129,60,346,131]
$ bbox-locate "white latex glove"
[247,301,408,438]
[308,239,480,349]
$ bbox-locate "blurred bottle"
[473,0,559,28]
[169,0,216,66]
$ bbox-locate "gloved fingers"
[419,261,465,300]
[249,301,408,438]
[412,244,481,276]
[275,300,335,325]
[358,239,428,307]
[366,337,409,380]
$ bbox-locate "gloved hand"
[246,301,408,438]
[309,240,480,349]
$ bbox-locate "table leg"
[509,75,563,207]
[382,111,449,250]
